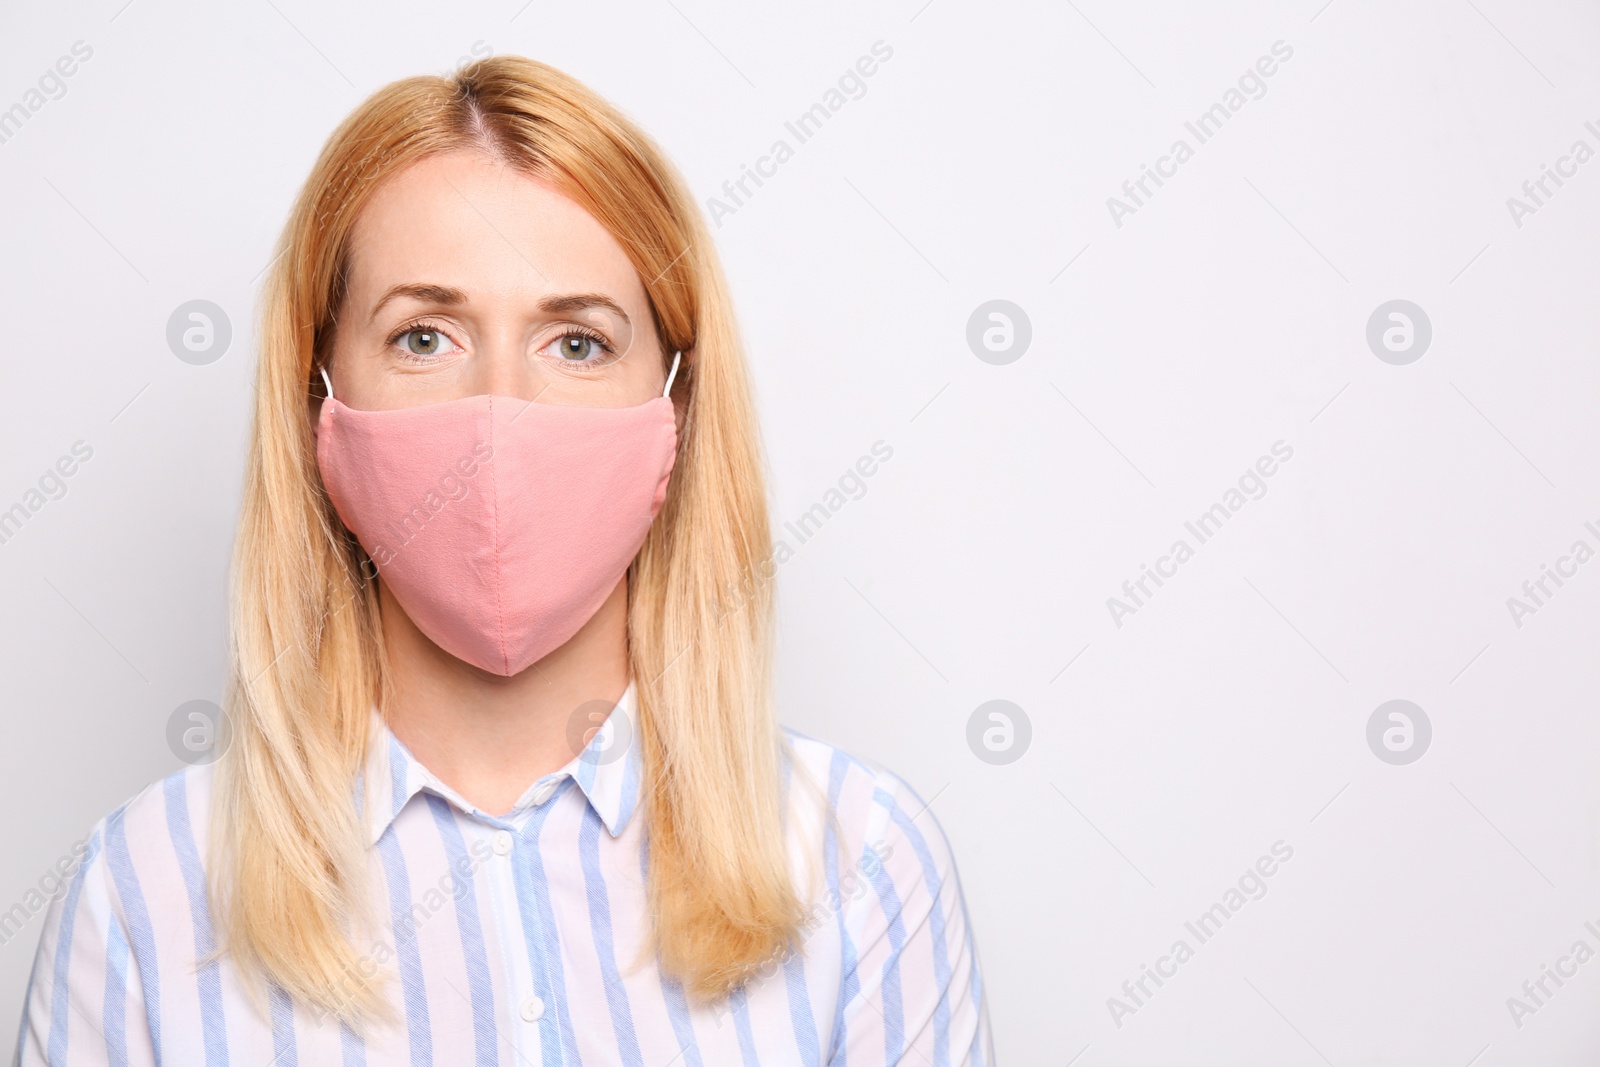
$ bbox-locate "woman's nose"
[473,338,543,401]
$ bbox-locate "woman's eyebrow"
[368,283,467,324]
[367,286,631,328]
[538,292,631,327]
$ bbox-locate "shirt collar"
[357,679,644,846]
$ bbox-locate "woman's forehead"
[343,150,648,313]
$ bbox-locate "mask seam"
[488,395,509,673]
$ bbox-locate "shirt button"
[491,830,513,856]
[529,780,556,806]
[520,995,545,1022]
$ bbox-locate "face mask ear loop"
[319,365,334,401]
[662,350,682,398]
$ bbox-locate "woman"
[17,56,992,1065]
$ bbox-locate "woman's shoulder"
[82,761,218,856]
[16,765,224,1063]
[780,726,927,809]
[51,761,219,923]
[774,726,991,1058]
[778,726,967,894]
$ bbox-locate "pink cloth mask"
[314,353,681,676]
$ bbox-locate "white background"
[2,0,1599,1062]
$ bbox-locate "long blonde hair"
[210,54,804,1027]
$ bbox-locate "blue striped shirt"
[15,682,993,1064]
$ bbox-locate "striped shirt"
[15,681,993,1064]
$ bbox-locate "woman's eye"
[550,333,610,363]
[394,328,457,357]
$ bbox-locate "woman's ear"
[670,348,692,436]
[308,363,329,445]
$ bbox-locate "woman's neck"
[377,575,631,816]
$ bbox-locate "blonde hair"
[210,54,806,1027]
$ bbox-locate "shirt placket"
[482,775,570,1067]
